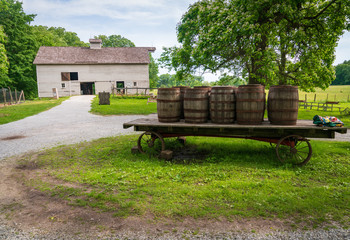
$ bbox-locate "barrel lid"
[159,87,180,91]
[185,88,209,93]
[211,86,236,90]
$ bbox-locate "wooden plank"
[123,117,347,139]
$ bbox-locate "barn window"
[61,83,66,88]
[61,72,79,81]
[70,72,78,80]
[61,72,70,81]
[133,82,137,86]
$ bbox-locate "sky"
[22,0,350,82]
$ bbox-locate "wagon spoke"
[138,131,165,156]
[276,135,312,166]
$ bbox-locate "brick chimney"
[89,39,102,49]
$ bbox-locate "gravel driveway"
[0,95,145,160]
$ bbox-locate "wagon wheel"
[137,131,165,156]
[276,135,312,166]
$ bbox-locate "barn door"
[116,81,125,94]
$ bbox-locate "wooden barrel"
[194,86,212,120]
[268,85,299,125]
[157,88,181,122]
[210,86,236,124]
[236,84,265,125]
[173,86,190,119]
[184,88,209,123]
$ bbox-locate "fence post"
[8,87,13,105]
[2,88,6,105]
[305,94,307,103]
[314,94,316,102]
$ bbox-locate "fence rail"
[111,87,157,96]
[1,88,25,106]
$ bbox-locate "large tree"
[0,0,38,96]
[160,0,350,91]
[0,25,9,87]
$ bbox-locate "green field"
[19,135,350,229]
[297,85,350,102]
[0,97,69,125]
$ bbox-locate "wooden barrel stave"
[184,88,209,123]
[157,88,181,122]
[236,84,265,125]
[268,85,299,125]
[210,86,236,124]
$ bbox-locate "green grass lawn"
[0,97,69,125]
[19,135,350,229]
[90,96,157,115]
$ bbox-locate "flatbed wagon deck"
[123,117,347,166]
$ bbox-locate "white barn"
[33,39,155,97]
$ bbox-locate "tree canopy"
[94,34,135,47]
[160,0,350,91]
[0,0,38,96]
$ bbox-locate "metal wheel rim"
[276,135,312,166]
[137,131,165,156]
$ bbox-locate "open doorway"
[80,82,95,95]
[116,81,125,94]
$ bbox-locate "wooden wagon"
[123,116,347,166]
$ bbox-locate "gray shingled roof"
[33,46,156,65]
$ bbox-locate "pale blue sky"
[22,0,350,81]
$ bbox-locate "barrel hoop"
[185,117,208,120]
[185,89,209,93]
[210,92,235,95]
[184,97,208,101]
[236,99,265,102]
[236,110,264,113]
[184,109,208,113]
[158,116,181,119]
[157,99,181,103]
[211,117,234,120]
[268,109,298,112]
[210,109,235,112]
[159,88,180,91]
[237,91,264,93]
[210,101,235,104]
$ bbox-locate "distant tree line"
[332,60,350,85]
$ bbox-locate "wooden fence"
[111,87,157,96]
[0,88,25,106]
